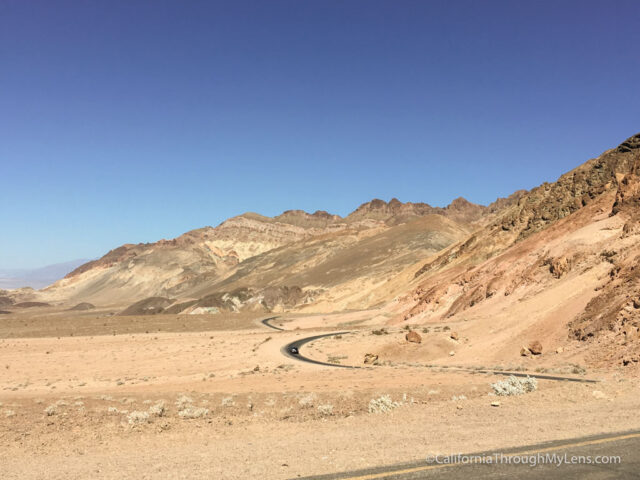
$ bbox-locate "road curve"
[279,331,597,380]
[263,319,598,381]
[282,332,360,369]
[260,316,284,331]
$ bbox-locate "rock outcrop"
[405,331,422,343]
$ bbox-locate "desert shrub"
[327,355,345,365]
[221,396,235,407]
[127,411,150,425]
[44,405,56,416]
[368,395,400,414]
[491,375,538,396]
[178,407,209,419]
[175,395,193,409]
[571,364,586,375]
[298,393,316,408]
[149,401,165,417]
[317,404,334,416]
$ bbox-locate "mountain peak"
[617,133,640,153]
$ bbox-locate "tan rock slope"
[38,197,484,308]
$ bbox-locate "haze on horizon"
[1,0,639,269]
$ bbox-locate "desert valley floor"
[1,307,639,479]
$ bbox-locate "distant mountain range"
[0,259,91,289]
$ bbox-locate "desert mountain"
[0,259,89,290]
[12,133,640,371]
[38,197,485,307]
[395,133,640,369]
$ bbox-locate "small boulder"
[449,350,455,356]
[491,401,501,407]
[520,347,531,357]
[450,332,459,341]
[555,347,564,354]
[549,256,570,278]
[364,353,379,365]
[405,331,422,344]
[528,341,543,355]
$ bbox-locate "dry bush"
[491,375,538,396]
[127,411,150,425]
[178,407,209,419]
[368,395,400,414]
[175,395,193,409]
[149,401,165,417]
[298,393,316,408]
[317,404,334,416]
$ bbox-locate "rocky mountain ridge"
[36,196,486,306]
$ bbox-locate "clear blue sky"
[1,0,639,268]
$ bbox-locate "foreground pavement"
[304,430,640,480]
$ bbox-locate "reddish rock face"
[405,330,422,344]
[346,197,488,226]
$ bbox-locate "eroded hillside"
[36,197,486,309]
[396,133,640,370]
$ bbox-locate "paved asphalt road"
[274,324,598,383]
[281,332,358,369]
[298,430,640,479]
[260,316,284,331]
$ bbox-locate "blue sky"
[1,0,639,268]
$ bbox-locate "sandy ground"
[1,310,639,479]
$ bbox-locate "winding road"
[281,331,360,369]
[259,317,598,383]
[260,316,284,331]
